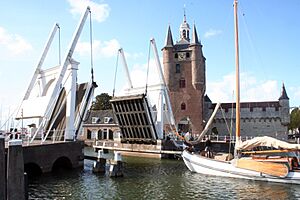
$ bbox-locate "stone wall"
[205,102,289,140]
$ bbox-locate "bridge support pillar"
[0,136,6,200]
[109,151,123,177]
[7,140,25,200]
[93,150,106,173]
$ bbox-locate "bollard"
[24,172,28,200]
[109,151,123,177]
[0,136,6,200]
[7,139,25,200]
[92,150,106,173]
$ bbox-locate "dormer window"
[92,117,100,124]
[104,117,113,124]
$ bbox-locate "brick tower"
[162,13,206,135]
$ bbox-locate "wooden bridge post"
[7,139,25,200]
[92,150,106,173]
[109,151,123,177]
[0,136,6,200]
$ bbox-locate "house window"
[181,103,186,110]
[104,117,112,124]
[176,64,180,73]
[186,52,190,58]
[175,53,178,58]
[262,107,266,111]
[92,117,100,124]
[179,79,186,88]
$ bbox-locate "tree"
[288,108,300,132]
[91,93,112,110]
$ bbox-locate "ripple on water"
[29,157,300,200]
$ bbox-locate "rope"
[89,10,94,83]
[145,41,151,95]
[220,105,233,155]
[112,51,119,97]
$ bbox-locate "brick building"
[162,14,290,139]
[162,13,206,135]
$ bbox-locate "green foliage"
[91,93,112,110]
[288,108,300,131]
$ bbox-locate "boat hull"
[182,150,300,184]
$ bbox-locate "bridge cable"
[112,51,119,97]
[89,10,94,83]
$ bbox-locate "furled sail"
[235,136,300,151]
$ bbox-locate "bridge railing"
[4,129,67,145]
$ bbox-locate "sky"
[0,0,300,124]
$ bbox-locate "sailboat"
[182,0,300,184]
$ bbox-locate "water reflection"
[29,157,300,199]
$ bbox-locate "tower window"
[186,52,190,58]
[176,64,180,73]
[187,30,189,39]
[179,79,186,88]
[181,103,186,110]
[175,53,178,58]
[183,30,186,38]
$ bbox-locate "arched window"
[181,103,186,110]
[186,52,190,58]
[183,30,186,38]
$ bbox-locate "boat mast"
[234,0,241,143]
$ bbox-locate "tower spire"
[191,24,200,45]
[183,4,186,23]
[179,5,190,42]
[279,82,289,100]
[164,25,174,47]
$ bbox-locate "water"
[29,157,300,200]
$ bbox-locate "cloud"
[0,26,32,56]
[67,0,110,23]
[204,29,222,39]
[207,72,281,103]
[75,39,120,58]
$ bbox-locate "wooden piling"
[7,139,25,200]
[0,136,6,200]
[92,150,106,173]
[109,151,123,177]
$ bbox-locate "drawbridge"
[111,94,158,143]
[13,7,97,143]
[110,39,178,144]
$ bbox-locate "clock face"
[178,52,186,61]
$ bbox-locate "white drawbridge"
[15,7,97,143]
[110,39,177,143]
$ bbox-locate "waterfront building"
[162,14,290,139]
[162,13,206,136]
[81,110,120,145]
[204,84,290,140]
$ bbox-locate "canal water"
[29,155,300,200]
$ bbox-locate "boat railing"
[201,135,254,143]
